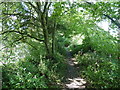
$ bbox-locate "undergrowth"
[76,52,120,88]
[2,53,67,88]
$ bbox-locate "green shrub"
[2,52,67,88]
[2,61,48,88]
[76,53,120,88]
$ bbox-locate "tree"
[1,2,62,59]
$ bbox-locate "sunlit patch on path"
[66,78,86,88]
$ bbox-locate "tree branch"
[28,2,38,13]
[103,14,120,28]
[85,1,93,5]
[47,2,52,10]
[25,41,38,50]
[3,13,37,21]
[36,2,42,13]
[46,2,52,25]
[85,1,120,29]
[43,2,48,15]
[3,13,25,16]
[1,30,44,42]
[0,37,23,51]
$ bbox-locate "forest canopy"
[0,0,120,89]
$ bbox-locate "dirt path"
[63,51,86,89]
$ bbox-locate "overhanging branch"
[103,14,120,28]
[85,1,120,29]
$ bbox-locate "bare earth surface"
[63,52,87,89]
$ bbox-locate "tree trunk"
[52,22,56,58]
[43,26,51,58]
[41,13,52,59]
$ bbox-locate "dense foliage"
[0,1,119,89]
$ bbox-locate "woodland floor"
[63,52,87,89]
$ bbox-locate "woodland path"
[63,51,87,89]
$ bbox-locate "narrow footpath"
[63,51,86,89]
